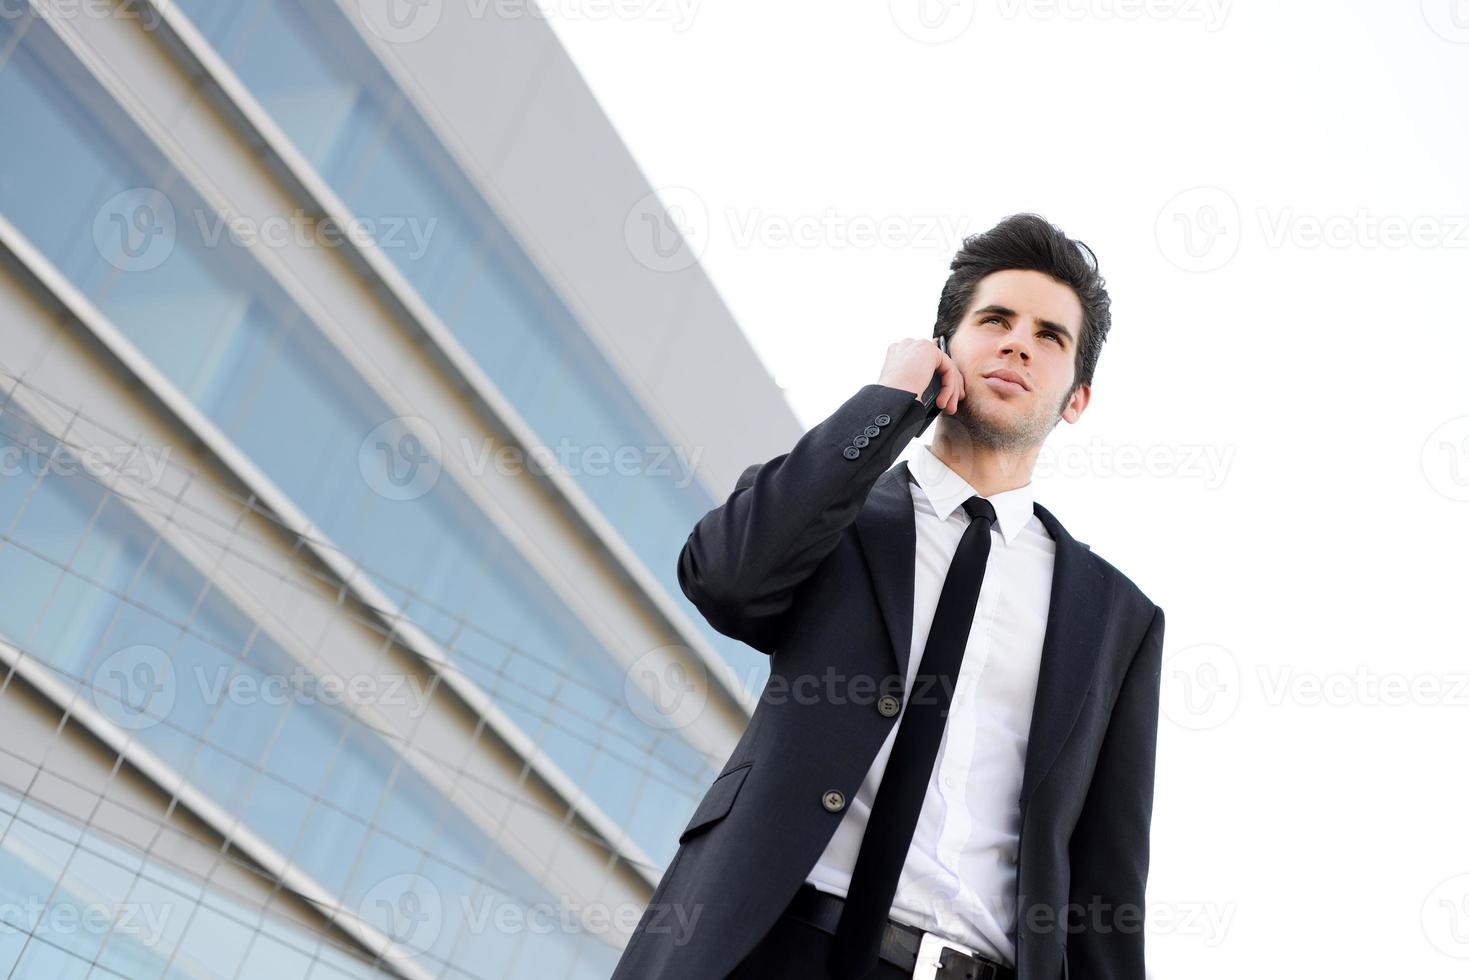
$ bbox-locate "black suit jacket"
[612,383,1165,980]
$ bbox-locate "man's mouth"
[982,369,1030,395]
[981,365,1028,393]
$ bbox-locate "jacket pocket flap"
[678,764,752,843]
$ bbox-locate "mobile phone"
[917,335,950,434]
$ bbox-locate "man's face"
[945,268,1090,451]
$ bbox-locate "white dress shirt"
[806,443,1057,966]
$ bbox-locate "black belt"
[786,883,1016,979]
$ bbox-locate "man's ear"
[1060,382,1091,424]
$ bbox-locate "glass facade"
[0,782,399,979]
[0,405,618,979]
[0,7,709,877]
[0,4,773,976]
[169,0,767,690]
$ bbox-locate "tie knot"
[961,495,997,527]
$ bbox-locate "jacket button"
[877,695,901,717]
[864,425,881,438]
[874,414,891,426]
[852,435,869,448]
[822,790,846,813]
[842,446,861,460]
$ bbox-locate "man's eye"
[1042,330,1060,342]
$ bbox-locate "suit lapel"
[854,461,1114,805]
[1019,502,1114,806]
[854,461,921,679]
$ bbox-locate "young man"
[613,213,1165,980]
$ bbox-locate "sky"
[542,3,1469,976]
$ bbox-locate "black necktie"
[829,493,998,979]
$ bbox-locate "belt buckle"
[912,930,982,979]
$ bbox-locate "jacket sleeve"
[1064,603,1166,979]
[675,383,929,654]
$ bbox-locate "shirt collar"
[910,444,1035,546]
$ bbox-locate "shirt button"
[877,695,901,717]
[822,790,846,813]
[944,775,959,791]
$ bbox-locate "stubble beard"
[949,384,1069,453]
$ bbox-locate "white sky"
[543,3,1469,976]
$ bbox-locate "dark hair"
[932,213,1112,398]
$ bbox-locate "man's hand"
[877,337,965,415]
